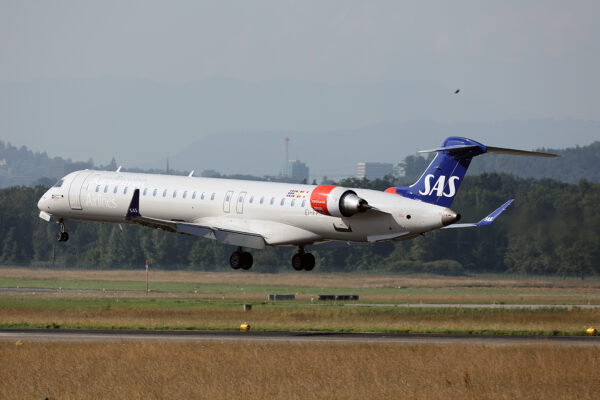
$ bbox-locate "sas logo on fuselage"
[418,174,460,198]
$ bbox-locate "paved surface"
[1,329,599,346]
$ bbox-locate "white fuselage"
[37,170,452,247]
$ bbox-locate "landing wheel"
[56,220,69,242]
[240,252,253,270]
[292,252,315,271]
[292,253,304,271]
[230,249,253,270]
[56,231,69,242]
[302,253,315,271]
[230,251,242,269]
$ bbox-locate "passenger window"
[143,188,148,196]
[270,197,275,205]
[301,199,306,207]
[124,187,128,195]
[104,185,108,193]
[95,185,100,192]
[183,190,187,199]
[201,192,205,200]
[192,191,197,199]
[291,199,295,207]
[280,198,285,206]
[113,186,118,194]
[153,189,157,197]
[260,196,264,204]
[238,194,244,203]
[173,190,177,198]
[225,193,231,201]
[249,195,254,204]
[211,193,215,200]
[163,189,167,197]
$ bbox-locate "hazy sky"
[1,1,599,167]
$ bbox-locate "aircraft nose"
[37,195,48,211]
[441,208,461,226]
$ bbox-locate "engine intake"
[310,185,371,217]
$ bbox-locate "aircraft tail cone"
[442,209,461,226]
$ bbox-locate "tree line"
[1,173,598,276]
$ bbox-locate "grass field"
[1,267,599,335]
[1,267,600,303]
[1,341,599,399]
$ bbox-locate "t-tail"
[385,136,558,207]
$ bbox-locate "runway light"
[586,327,597,336]
[240,323,250,331]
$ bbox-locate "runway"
[1,329,599,346]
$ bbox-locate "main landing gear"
[292,246,315,271]
[230,247,253,270]
[56,220,69,242]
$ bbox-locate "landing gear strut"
[292,246,315,271]
[56,220,69,242]
[230,247,253,270]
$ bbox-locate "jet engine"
[310,185,371,217]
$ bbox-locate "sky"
[0,1,598,169]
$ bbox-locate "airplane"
[37,137,557,271]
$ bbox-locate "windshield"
[53,179,64,188]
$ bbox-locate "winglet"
[442,199,514,229]
[188,170,195,177]
[126,189,141,218]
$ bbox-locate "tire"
[62,232,69,242]
[302,253,315,271]
[230,251,242,269]
[56,232,63,242]
[241,252,253,270]
[292,253,304,271]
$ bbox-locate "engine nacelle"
[310,185,371,217]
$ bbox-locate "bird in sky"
[454,89,460,94]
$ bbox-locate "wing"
[125,189,266,249]
[125,189,321,249]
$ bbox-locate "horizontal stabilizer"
[442,199,514,229]
[419,144,558,158]
[486,146,558,158]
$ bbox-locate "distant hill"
[467,141,600,183]
[0,140,93,188]
[166,119,600,181]
[1,136,598,189]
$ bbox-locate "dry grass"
[1,341,598,399]
[1,296,599,332]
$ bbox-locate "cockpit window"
[53,180,64,187]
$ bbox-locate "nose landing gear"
[56,220,69,242]
[292,246,315,271]
[230,247,253,270]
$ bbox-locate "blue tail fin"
[387,137,487,207]
[385,137,558,207]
